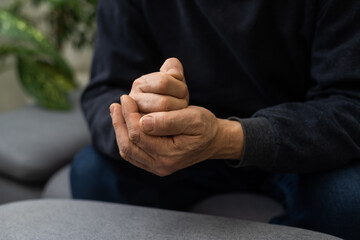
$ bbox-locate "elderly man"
[71,0,360,239]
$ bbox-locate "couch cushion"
[0,199,340,240]
[0,92,90,182]
[42,165,71,199]
[0,175,42,204]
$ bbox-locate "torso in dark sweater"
[140,0,317,118]
[84,0,360,171]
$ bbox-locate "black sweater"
[82,0,360,173]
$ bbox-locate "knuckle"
[122,146,130,157]
[152,155,176,177]
[120,142,131,157]
[132,79,141,89]
[155,168,172,177]
[158,156,173,170]
[159,98,170,111]
[119,151,128,161]
[168,57,180,66]
[132,75,147,89]
[129,92,139,102]
[157,75,169,92]
[128,129,140,143]
[191,112,205,131]
[112,121,121,132]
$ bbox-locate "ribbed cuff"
[226,117,275,169]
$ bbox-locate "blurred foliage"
[0,0,98,110]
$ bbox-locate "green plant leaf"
[0,9,51,49]
[0,10,75,78]
[0,10,77,110]
[16,54,73,110]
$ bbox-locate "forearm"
[82,87,125,160]
[253,96,360,173]
[84,0,162,160]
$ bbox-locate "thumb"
[139,107,198,136]
[160,57,185,81]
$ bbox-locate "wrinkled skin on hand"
[110,58,244,176]
[111,95,221,176]
[129,58,189,113]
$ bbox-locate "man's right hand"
[129,58,189,113]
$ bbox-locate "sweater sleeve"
[234,0,360,173]
[81,0,162,159]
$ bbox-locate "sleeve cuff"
[226,117,276,169]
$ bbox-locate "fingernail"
[141,116,154,132]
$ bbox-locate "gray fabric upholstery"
[0,199,340,240]
[0,175,42,204]
[0,92,90,182]
[42,165,71,199]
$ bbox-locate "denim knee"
[275,162,360,239]
[70,145,123,202]
[306,162,360,239]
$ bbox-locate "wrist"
[211,118,244,160]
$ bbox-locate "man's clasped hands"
[110,58,244,176]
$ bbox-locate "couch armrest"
[0,199,340,240]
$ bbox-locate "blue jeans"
[71,145,360,239]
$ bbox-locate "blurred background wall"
[0,0,95,113]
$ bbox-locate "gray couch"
[0,94,340,239]
[0,199,339,239]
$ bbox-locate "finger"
[132,93,188,113]
[117,123,154,167]
[110,103,124,133]
[111,103,156,167]
[159,57,185,81]
[120,95,173,157]
[118,127,156,168]
[135,72,188,99]
[114,97,176,172]
[121,95,142,144]
[120,150,159,176]
[140,107,203,136]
